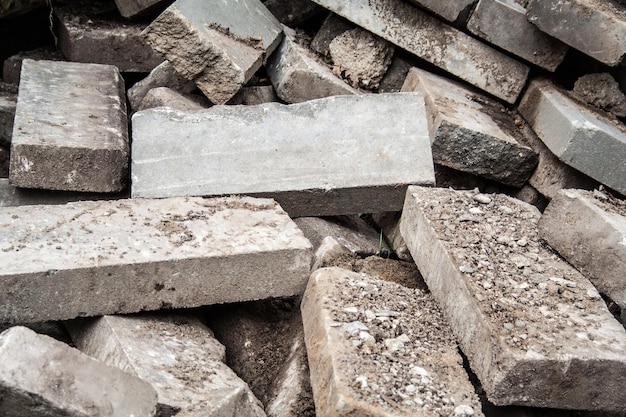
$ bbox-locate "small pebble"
[343,306,359,314]
[454,404,475,416]
[499,205,513,214]
[469,207,483,215]
[517,238,528,247]
[473,194,492,204]
[504,322,514,330]
[460,265,475,274]
[515,319,526,328]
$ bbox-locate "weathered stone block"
[0,81,17,148]
[310,0,529,103]
[378,54,414,93]
[9,59,128,192]
[572,72,626,118]
[0,195,312,325]
[132,94,434,216]
[139,87,210,111]
[0,326,158,416]
[402,67,537,187]
[310,13,353,56]
[400,185,626,410]
[405,0,476,23]
[113,0,170,19]
[518,78,626,195]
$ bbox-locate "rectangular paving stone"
[131,93,434,216]
[67,313,266,417]
[9,59,128,192]
[301,267,483,416]
[399,185,626,411]
[310,0,529,103]
[0,326,158,416]
[401,67,537,187]
[405,0,476,23]
[518,78,626,195]
[0,195,312,325]
[142,0,282,104]
[113,0,170,19]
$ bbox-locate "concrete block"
[526,0,626,66]
[138,87,210,111]
[400,185,626,410]
[0,81,17,148]
[263,0,325,26]
[371,211,412,261]
[518,78,626,196]
[310,13,353,56]
[405,0,476,23]
[310,0,529,103]
[0,0,46,19]
[67,313,266,417]
[9,59,129,193]
[131,93,434,216]
[467,0,568,71]
[572,72,626,118]
[301,267,483,416]
[310,236,354,271]
[267,26,360,103]
[113,0,171,19]
[228,85,279,105]
[0,326,158,416]
[0,195,312,325]
[378,54,414,93]
[539,189,626,310]
[2,46,65,84]
[142,0,283,104]
[512,184,549,212]
[401,67,537,187]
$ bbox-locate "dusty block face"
[400,186,626,411]
[0,195,312,325]
[301,267,483,416]
[9,59,129,193]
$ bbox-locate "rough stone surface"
[9,59,129,192]
[572,73,626,118]
[113,0,171,19]
[526,0,626,66]
[310,0,529,103]
[0,81,17,148]
[467,0,568,71]
[405,0,476,23]
[400,185,626,410]
[539,189,626,310]
[310,13,354,56]
[142,0,283,104]
[301,267,483,416]
[518,78,626,196]
[0,195,312,325]
[228,85,279,105]
[266,26,360,103]
[0,326,158,416]
[67,312,266,417]
[402,66,537,187]
[2,47,65,85]
[263,0,324,26]
[131,93,434,216]
[371,211,412,261]
[139,87,210,111]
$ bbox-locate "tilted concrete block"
[310,0,529,103]
[0,326,158,416]
[400,186,626,411]
[0,195,312,325]
[405,0,476,23]
[131,93,435,216]
[518,78,626,196]
[9,59,129,192]
[310,13,354,56]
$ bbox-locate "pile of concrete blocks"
[1,0,626,415]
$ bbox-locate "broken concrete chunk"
[0,195,312,325]
[310,13,354,56]
[302,267,483,416]
[67,313,266,417]
[405,0,476,23]
[113,0,171,19]
[310,0,529,103]
[467,0,568,71]
[0,326,158,416]
[142,0,283,104]
[139,87,210,111]
[518,78,626,196]
[401,67,537,187]
[0,82,17,148]
[228,85,279,105]
[378,54,414,93]
[400,185,626,411]
[131,93,434,216]
[9,59,129,193]
[2,47,65,85]
[572,73,626,118]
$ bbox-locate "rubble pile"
[0,0,625,416]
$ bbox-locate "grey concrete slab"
[402,67,537,187]
[67,313,266,417]
[142,0,282,104]
[378,54,414,93]
[400,186,626,410]
[0,326,158,416]
[310,0,529,103]
[467,0,568,71]
[0,195,312,325]
[0,81,17,148]
[138,87,210,111]
[113,0,171,19]
[9,59,129,193]
[405,0,476,23]
[131,93,434,216]
[518,78,626,196]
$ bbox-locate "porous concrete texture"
[400,185,626,411]
[67,313,266,417]
[9,59,129,192]
[518,78,626,196]
[572,72,626,118]
[2,46,65,84]
[405,0,476,23]
[113,0,171,19]
[539,189,626,310]
[138,87,210,111]
[131,93,434,216]
[301,267,483,416]
[142,0,283,104]
[401,66,537,187]
[0,326,158,416]
[0,195,312,325]
[526,0,626,66]
[228,85,279,105]
[310,13,353,56]
[467,0,568,71]
[0,81,17,148]
[310,0,529,103]
[266,26,360,103]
